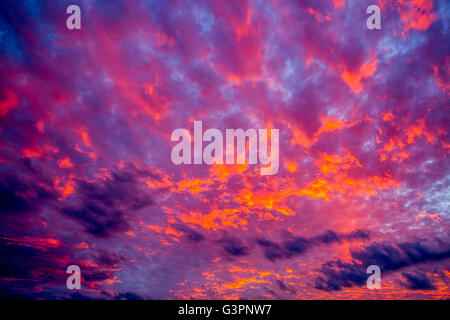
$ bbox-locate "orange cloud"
[285,161,297,173]
[22,147,44,159]
[382,112,394,122]
[300,151,400,200]
[379,0,437,37]
[405,118,436,144]
[55,176,76,198]
[378,118,437,162]
[76,127,92,147]
[342,55,378,94]
[58,158,74,168]
[398,0,437,35]
[316,116,346,136]
[333,0,346,10]
[288,116,366,148]
[178,177,214,195]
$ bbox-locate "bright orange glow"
[399,0,437,34]
[76,127,92,147]
[178,178,214,195]
[223,277,268,289]
[333,0,346,9]
[299,151,400,201]
[342,55,378,93]
[22,146,44,158]
[405,118,436,144]
[316,151,362,174]
[316,116,346,135]
[55,176,76,197]
[179,208,243,230]
[383,112,394,122]
[285,162,297,172]
[58,158,74,168]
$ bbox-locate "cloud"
[257,229,370,261]
[94,250,125,269]
[219,237,249,256]
[312,229,370,244]
[171,223,205,242]
[314,238,450,291]
[276,280,296,294]
[115,292,144,300]
[0,177,33,215]
[0,237,68,299]
[314,260,367,291]
[60,164,157,237]
[0,162,57,216]
[400,272,436,290]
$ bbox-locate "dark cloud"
[352,240,450,271]
[172,223,205,242]
[60,164,157,237]
[0,238,124,299]
[115,292,144,300]
[61,206,129,238]
[69,292,94,300]
[276,280,296,294]
[0,177,32,215]
[401,272,436,290]
[314,260,367,291]
[314,239,450,291]
[283,236,310,257]
[345,230,371,241]
[0,238,67,298]
[257,229,369,261]
[95,250,125,269]
[312,230,341,244]
[83,271,113,283]
[0,162,57,217]
[256,239,285,261]
[220,237,249,256]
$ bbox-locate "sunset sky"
[0,0,449,299]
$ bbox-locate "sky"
[0,0,449,300]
